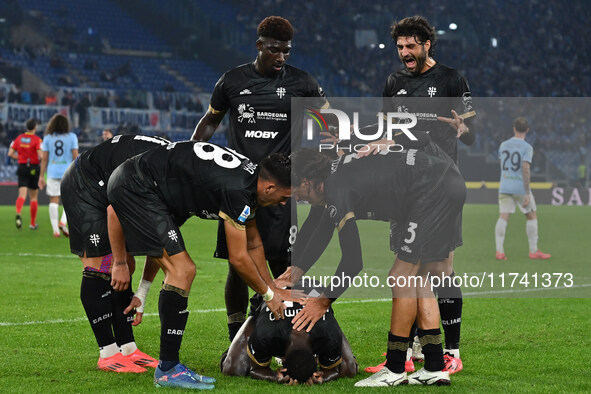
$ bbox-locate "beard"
[402,50,428,75]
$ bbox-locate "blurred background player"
[192,16,329,342]
[495,117,551,260]
[102,129,114,142]
[61,135,169,374]
[107,142,293,389]
[38,113,78,237]
[8,118,42,230]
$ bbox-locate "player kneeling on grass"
[61,134,171,373]
[290,133,465,387]
[107,141,294,390]
[221,293,357,385]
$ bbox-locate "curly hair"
[44,113,70,135]
[390,16,437,57]
[291,148,332,187]
[257,16,294,41]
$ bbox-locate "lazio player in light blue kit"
[495,117,550,260]
[39,113,78,237]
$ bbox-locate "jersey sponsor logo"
[328,205,337,218]
[276,87,286,98]
[396,89,407,95]
[238,205,251,223]
[427,86,437,97]
[239,89,252,95]
[256,111,288,122]
[168,230,179,242]
[244,130,279,139]
[237,103,256,123]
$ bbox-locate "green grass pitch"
[1,204,590,393]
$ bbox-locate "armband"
[134,279,152,313]
[262,286,274,302]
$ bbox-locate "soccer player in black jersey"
[221,295,357,385]
[290,131,465,386]
[361,16,475,372]
[61,135,170,374]
[106,141,293,389]
[192,16,329,342]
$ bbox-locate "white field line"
[2,284,590,327]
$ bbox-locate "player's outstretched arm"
[191,109,225,141]
[225,220,286,319]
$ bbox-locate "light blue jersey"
[41,132,78,178]
[498,137,533,195]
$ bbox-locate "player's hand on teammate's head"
[274,287,306,303]
[267,294,286,319]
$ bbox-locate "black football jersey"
[381,63,475,163]
[80,134,170,192]
[210,63,328,163]
[136,141,258,227]
[324,141,454,229]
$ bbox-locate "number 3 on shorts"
[404,222,418,244]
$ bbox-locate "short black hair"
[291,148,332,187]
[513,117,529,132]
[283,348,317,383]
[390,16,437,57]
[257,16,294,41]
[25,118,37,131]
[259,153,291,188]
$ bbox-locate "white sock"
[495,218,507,253]
[406,347,412,361]
[99,343,119,359]
[526,219,538,253]
[49,203,59,234]
[59,208,67,225]
[120,341,138,356]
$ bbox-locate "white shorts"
[46,178,62,197]
[499,191,536,214]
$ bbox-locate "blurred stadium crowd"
[0,0,589,183]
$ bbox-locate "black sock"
[159,287,189,364]
[225,265,248,341]
[385,332,409,373]
[111,279,135,347]
[408,321,417,347]
[227,312,246,342]
[80,271,115,347]
[418,328,445,372]
[437,274,463,349]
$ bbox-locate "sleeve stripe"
[319,357,342,370]
[459,110,476,120]
[337,212,355,232]
[247,345,271,367]
[208,104,224,115]
[219,211,246,231]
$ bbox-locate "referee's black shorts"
[17,163,40,189]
